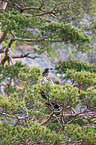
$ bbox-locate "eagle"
[40,68,54,86]
[40,90,60,113]
[42,68,50,77]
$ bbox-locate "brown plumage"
[42,68,50,77]
[40,90,60,112]
[40,68,54,86]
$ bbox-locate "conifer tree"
[0,0,96,144]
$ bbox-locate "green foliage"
[0,0,95,55]
[66,69,96,86]
[0,62,41,95]
[0,61,27,81]
[56,59,96,89]
[63,124,96,144]
[41,22,93,52]
[0,122,96,144]
[0,121,59,144]
[0,11,43,38]
[41,22,90,43]
[0,62,96,144]
[73,125,96,144]
[18,66,41,85]
[80,86,96,106]
[56,59,96,73]
[24,83,80,111]
[0,0,96,144]
[0,94,25,114]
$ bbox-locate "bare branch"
[24,8,61,17]
[13,2,40,13]
[12,53,41,60]
[14,37,62,42]
[33,9,60,16]
[59,109,88,132]
[23,6,42,11]
[12,53,30,58]
[61,115,65,126]
[36,117,43,123]
[50,13,57,19]
[7,38,15,48]
[15,119,20,126]
[10,31,16,38]
[1,111,16,118]
[1,111,30,127]
[13,0,45,13]
[2,0,68,17]
[13,3,21,10]
[1,38,16,65]
[41,111,54,126]
[25,118,29,128]
[22,55,41,59]
[39,0,44,9]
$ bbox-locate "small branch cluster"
[1,111,29,127]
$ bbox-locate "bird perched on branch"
[40,68,54,86]
[42,68,50,77]
[40,90,60,112]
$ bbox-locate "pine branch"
[59,108,88,132]
[13,0,45,13]
[1,111,16,118]
[12,53,30,58]
[1,38,16,65]
[0,29,9,44]
[14,37,62,42]
[41,111,54,126]
[12,53,41,59]
[1,111,29,127]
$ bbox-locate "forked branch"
[1,38,15,65]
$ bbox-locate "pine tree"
[0,0,96,144]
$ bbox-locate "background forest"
[0,0,96,144]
